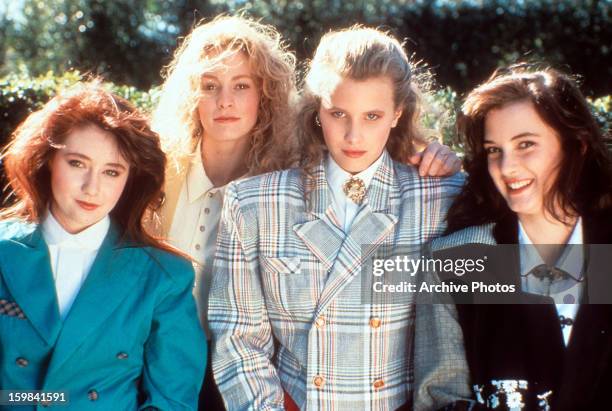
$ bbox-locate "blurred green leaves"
[1,71,608,152]
[1,0,610,96]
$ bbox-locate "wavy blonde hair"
[151,15,298,174]
[298,26,433,172]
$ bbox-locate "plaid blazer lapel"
[0,224,61,345]
[293,160,345,272]
[314,151,398,318]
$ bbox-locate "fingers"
[435,148,462,176]
[418,141,442,176]
[417,142,461,177]
[407,151,423,165]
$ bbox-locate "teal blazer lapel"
[45,224,150,377]
[0,224,61,345]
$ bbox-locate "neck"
[519,213,577,265]
[201,135,250,187]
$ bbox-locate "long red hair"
[1,82,177,253]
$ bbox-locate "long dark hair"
[446,65,612,234]
[1,81,175,253]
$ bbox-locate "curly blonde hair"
[297,26,432,172]
[151,15,298,174]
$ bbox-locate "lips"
[342,149,367,158]
[505,178,534,194]
[76,200,100,211]
[214,116,240,123]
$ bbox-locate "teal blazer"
[0,220,206,410]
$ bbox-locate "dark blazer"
[0,220,207,410]
[432,211,612,411]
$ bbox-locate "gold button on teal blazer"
[0,220,206,410]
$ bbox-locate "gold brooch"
[342,176,366,204]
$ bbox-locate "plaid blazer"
[209,151,470,411]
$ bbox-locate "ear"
[391,109,403,128]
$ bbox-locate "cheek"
[539,161,562,191]
[321,123,341,150]
[245,93,260,121]
[487,160,502,186]
[107,176,129,204]
[197,99,213,126]
[49,161,75,200]
[374,123,393,147]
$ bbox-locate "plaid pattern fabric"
[0,298,26,319]
[209,151,467,411]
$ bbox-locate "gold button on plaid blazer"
[209,151,471,411]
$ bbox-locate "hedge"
[1,72,610,151]
[0,71,159,148]
[5,0,610,97]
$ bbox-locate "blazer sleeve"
[413,245,473,411]
[208,183,284,411]
[139,255,207,411]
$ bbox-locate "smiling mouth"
[506,179,533,193]
[76,200,100,211]
[342,150,367,158]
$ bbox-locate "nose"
[344,120,363,145]
[217,88,234,109]
[82,170,100,196]
[499,151,518,177]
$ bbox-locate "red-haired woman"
[0,83,206,410]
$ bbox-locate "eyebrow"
[484,132,539,144]
[202,74,254,81]
[327,106,385,113]
[64,152,128,170]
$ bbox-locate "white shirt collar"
[42,210,110,250]
[325,151,384,201]
[518,217,584,277]
[186,141,215,203]
[186,140,242,203]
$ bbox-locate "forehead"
[484,100,556,140]
[202,52,254,79]
[61,124,128,165]
[323,76,395,111]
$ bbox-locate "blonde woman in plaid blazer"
[209,27,471,411]
[149,16,460,411]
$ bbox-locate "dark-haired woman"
[0,83,206,410]
[432,66,612,410]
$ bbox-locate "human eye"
[235,82,250,90]
[484,146,501,156]
[202,82,217,92]
[518,140,535,149]
[67,159,84,168]
[331,111,346,119]
[104,169,121,177]
[365,113,380,121]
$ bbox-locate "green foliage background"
[1,71,609,152]
[1,0,610,95]
[0,0,610,149]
